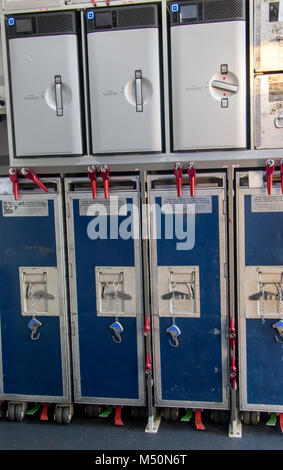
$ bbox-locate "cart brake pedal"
[195,409,205,430]
[99,406,113,418]
[40,403,49,421]
[26,403,41,416]
[181,409,193,422]
[114,405,124,426]
[266,413,277,426]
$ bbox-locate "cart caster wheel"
[132,407,140,419]
[62,407,72,425]
[92,405,103,418]
[54,406,63,424]
[211,410,220,423]
[163,408,171,421]
[251,411,260,426]
[7,403,15,422]
[243,411,251,425]
[85,405,94,417]
[55,405,73,424]
[220,411,229,424]
[170,408,179,421]
[14,404,25,422]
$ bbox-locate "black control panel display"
[16,18,33,33]
[95,11,113,28]
[180,4,197,20]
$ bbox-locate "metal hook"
[27,318,42,341]
[30,322,41,341]
[109,321,123,344]
[274,334,283,344]
[169,336,179,348]
[112,332,122,344]
[166,324,181,348]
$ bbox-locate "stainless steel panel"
[254,74,283,149]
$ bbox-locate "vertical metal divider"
[60,173,75,411]
[140,171,161,433]
[80,9,91,157]
[228,165,242,438]
[249,0,254,150]
[0,14,14,165]
[161,0,171,154]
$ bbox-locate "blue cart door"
[149,173,229,409]
[65,177,145,406]
[0,177,70,402]
[237,173,283,412]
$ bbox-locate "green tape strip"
[99,406,113,418]
[181,409,193,422]
[266,413,277,426]
[26,403,41,416]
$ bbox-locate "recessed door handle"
[55,75,63,117]
[211,80,239,93]
[135,70,143,112]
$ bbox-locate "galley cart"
[0,176,72,423]
[148,171,230,427]
[237,169,283,427]
[64,175,146,423]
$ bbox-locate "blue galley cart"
[148,172,230,419]
[64,176,145,413]
[237,170,283,423]
[0,177,72,423]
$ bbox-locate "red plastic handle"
[8,168,19,201]
[87,165,97,199]
[174,163,183,198]
[187,162,197,197]
[145,353,152,374]
[21,168,48,193]
[144,316,150,336]
[230,356,237,389]
[100,165,110,199]
[265,159,275,195]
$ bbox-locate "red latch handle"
[174,162,183,197]
[144,316,150,336]
[21,168,48,193]
[145,353,152,374]
[100,165,110,199]
[265,159,275,195]
[230,356,237,389]
[280,159,283,194]
[87,165,97,199]
[229,318,236,351]
[187,162,197,197]
[9,168,19,201]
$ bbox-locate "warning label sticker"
[79,198,128,216]
[161,196,212,214]
[251,195,283,212]
[2,200,49,217]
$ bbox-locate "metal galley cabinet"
[86,3,163,154]
[237,169,283,426]
[65,175,146,421]
[148,171,230,425]
[6,11,84,158]
[0,177,72,423]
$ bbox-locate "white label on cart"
[161,196,212,214]
[251,195,283,212]
[2,200,49,217]
[79,197,128,216]
[248,171,264,188]
[279,0,283,22]
[0,178,13,195]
